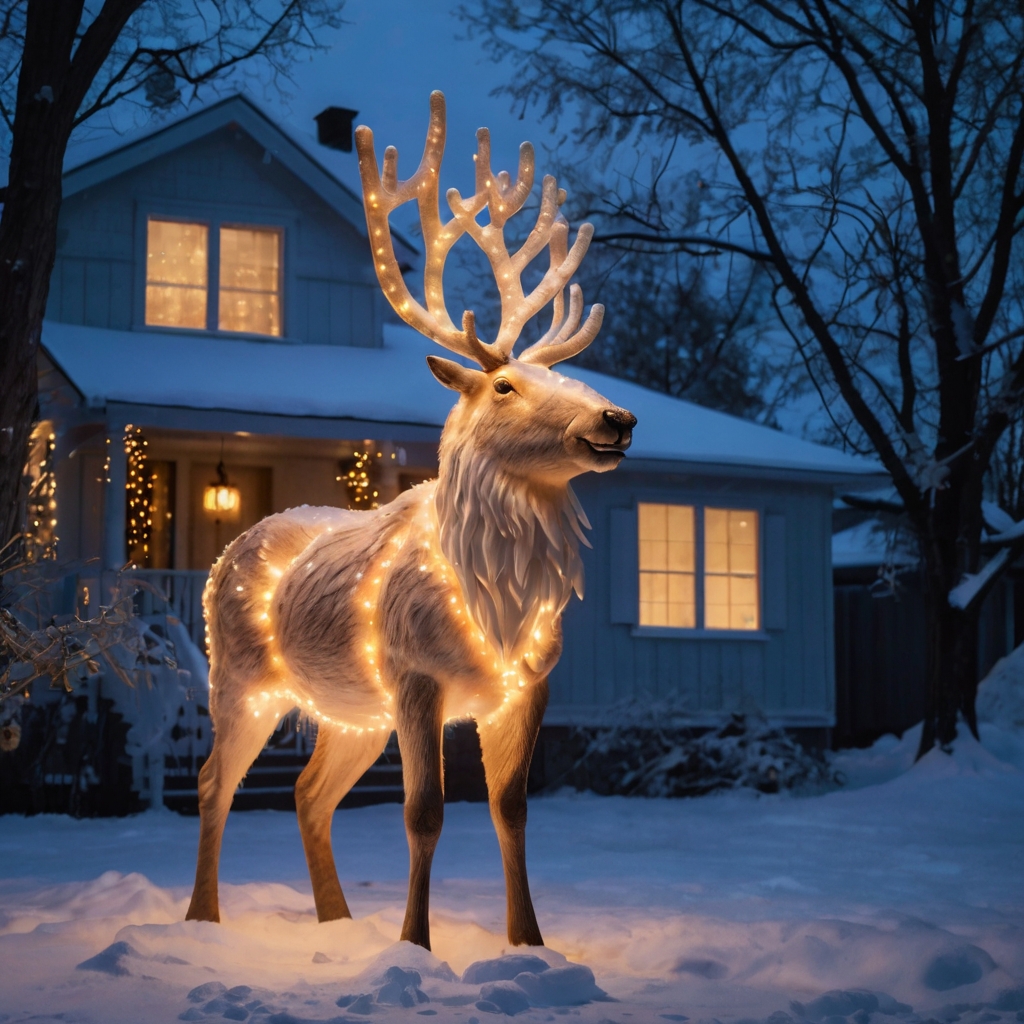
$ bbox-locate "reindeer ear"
[426,355,484,393]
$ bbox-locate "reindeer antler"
[518,216,605,368]
[355,91,603,369]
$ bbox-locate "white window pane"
[639,538,664,572]
[638,504,696,628]
[705,540,729,574]
[731,603,759,630]
[218,226,282,336]
[638,503,666,542]
[146,220,208,327]
[145,284,207,329]
[704,508,759,631]
[667,572,694,606]
[219,289,281,336]
[667,538,694,572]
[705,507,728,545]
[667,602,696,628]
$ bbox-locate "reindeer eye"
[493,378,515,395]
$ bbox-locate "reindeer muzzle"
[582,408,636,454]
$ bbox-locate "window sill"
[630,626,772,641]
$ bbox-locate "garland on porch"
[125,425,153,568]
[337,447,384,510]
[23,424,58,563]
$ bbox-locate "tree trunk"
[917,497,983,759]
[0,2,84,549]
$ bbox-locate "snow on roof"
[43,320,881,478]
[58,95,417,261]
[832,518,918,568]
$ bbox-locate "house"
[29,95,883,807]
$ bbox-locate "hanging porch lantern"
[203,460,241,521]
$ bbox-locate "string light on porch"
[124,425,153,567]
[337,445,385,509]
[24,424,58,562]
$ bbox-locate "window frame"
[624,496,772,641]
[134,199,296,341]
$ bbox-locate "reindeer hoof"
[185,901,220,923]
[399,927,431,951]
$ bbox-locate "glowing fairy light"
[24,423,59,562]
[123,425,156,568]
[337,445,384,509]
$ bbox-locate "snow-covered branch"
[949,549,1012,611]
[949,508,1024,611]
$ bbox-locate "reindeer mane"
[434,443,591,662]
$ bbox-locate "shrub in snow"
[557,704,840,797]
[976,642,1024,728]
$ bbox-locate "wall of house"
[47,127,384,346]
[551,466,836,727]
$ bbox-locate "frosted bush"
[559,703,840,798]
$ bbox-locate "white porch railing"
[129,569,209,649]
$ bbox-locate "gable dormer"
[47,96,416,348]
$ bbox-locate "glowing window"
[704,508,759,630]
[218,226,282,336]
[638,503,695,628]
[145,219,208,328]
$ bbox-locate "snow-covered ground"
[2,708,1023,1022]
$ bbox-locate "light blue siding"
[551,468,836,726]
[48,126,383,346]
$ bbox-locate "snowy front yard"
[1,723,1022,1024]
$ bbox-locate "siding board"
[60,259,86,323]
[84,260,110,327]
[109,262,133,329]
[609,507,638,623]
[721,643,742,710]
[763,513,787,629]
[52,126,386,347]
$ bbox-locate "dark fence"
[833,568,1021,748]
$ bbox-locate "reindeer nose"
[604,409,637,431]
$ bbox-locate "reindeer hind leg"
[295,724,389,922]
[186,693,286,922]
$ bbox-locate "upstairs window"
[145,219,208,329]
[144,217,282,337]
[637,503,759,631]
[218,226,282,337]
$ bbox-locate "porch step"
[162,734,404,814]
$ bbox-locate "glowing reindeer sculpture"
[186,92,636,950]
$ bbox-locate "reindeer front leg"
[476,679,548,947]
[396,673,446,950]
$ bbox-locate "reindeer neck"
[433,445,590,663]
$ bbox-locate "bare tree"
[572,249,777,420]
[462,0,1024,756]
[0,0,343,550]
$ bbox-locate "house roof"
[59,94,416,263]
[42,320,882,480]
[832,519,918,569]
